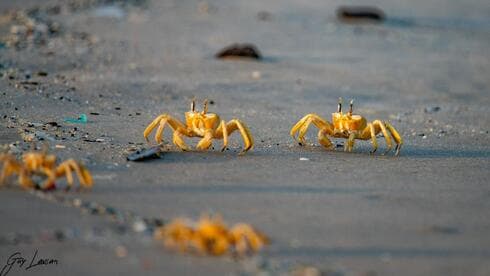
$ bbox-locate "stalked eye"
[349,99,354,114]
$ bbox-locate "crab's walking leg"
[173,131,191,151]
[0,158,22,185]
[19,172,35,189]
[300,116,334,147]
[154,118,168,144]
[372,120,393,154]
[345,133,357,152]
[40,168,57,190]
[215,120,228,151]
[368,123,378,153]
[317,129,333,149]
[196,131,214,151]
[56,159,93,189]
[290,114,315,143]
[290,114,333,146]
[221,119,253,154]
[230,223,269,255]
[384,122,403,156]
[144,114,190,144]
[359,123,378,153]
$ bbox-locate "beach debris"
[291,98,403,155]
[144,99,253,154]
[115,245,128,258]
[215,43,262,60]
[0,150,93,190]
[257,11,272,21]
[64,113,87,124]
[154,214,269,256]
[424,106,441,113]
[126,146,163,161]
[336,6,386,23]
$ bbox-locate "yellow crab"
[291,98,403,155]
[0,150,93,190]
[154,214,269,256]
[144,99,254,154]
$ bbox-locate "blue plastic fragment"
[64,114,88,124]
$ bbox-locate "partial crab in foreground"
[291,98,403,155]
[154,214,269,256]
[144,99,254,154]
[0,150,93,190]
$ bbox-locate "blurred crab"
[144,99,253,154]
[0,150,93,190]
[154,214,269,256]
[291,98,403,155]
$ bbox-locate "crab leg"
[56,159,93,189]
[196,131,214,151]
[215,120,228,151]
[230,223,269,255]
[317,129,333,149]
[345,133,356,152]
[144,114,190,143]
[372,120,392,154]
[385,122,403,156]
[0,158,22,185]
[368,123,378,153]
[173,130,191,151]
[19,172,35,189]
[290,114,334,145]
[358,123,378,153]
[218,120,228,151]
[221,119,253,154]
[39,168,57,190]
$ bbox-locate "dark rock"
[424,106,441,113]
[336,6,386,23]
[126,146,163,161]
[215,43,262,60]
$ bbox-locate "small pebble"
[115,245,128,258]
[251,71,261,79]
[215,43,262,60]
[132,220,147,233]
[424,106,441,113]
[336,6,385,23]
[73,198,82,207]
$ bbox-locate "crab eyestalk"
[191,99,196,112]
[348,99,354,115]
[203,99,208,114]
[338,97,343,113]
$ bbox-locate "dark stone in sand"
[215,43,262,60]
[336,6,386,23]
[126,146,163,161]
